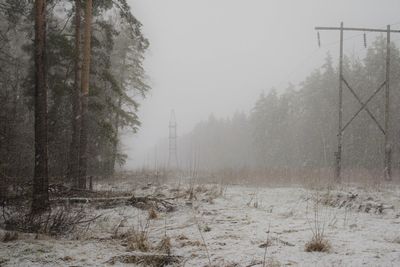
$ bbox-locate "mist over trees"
[170,36,400,173]
[0,1,149,195]
[2,1,400,266]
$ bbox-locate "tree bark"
[31,0,50,214]
[68,0,82,187]
[78,0,92,189]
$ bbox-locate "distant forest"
[170,36,400,173]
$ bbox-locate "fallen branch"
[51,195,177,212]
[51,196,131,205]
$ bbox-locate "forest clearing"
[2,1,400,266]
[1,173,400,266]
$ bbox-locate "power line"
[315,22,397,181]
[272,22,400,93]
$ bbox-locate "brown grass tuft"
[127,230,151,252]
[157,236,171,254]
[148,208,158,220]
[107,252,182,266]
[127,219,151,252]
[305,236,331,252]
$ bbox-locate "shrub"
[3,206,99,236]
[1,231,18,242]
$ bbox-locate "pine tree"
[31,0,50,214]
[78,0,93,189]
[68,0,82,187]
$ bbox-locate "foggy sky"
[122,0,400,168]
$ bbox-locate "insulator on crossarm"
[317,31,321,48]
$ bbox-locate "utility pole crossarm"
[315,22,395,182]
[315,26,400,33]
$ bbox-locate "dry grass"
[183,184,225,204]
[148,208,158,220]
[247,190,260,208]
[3,206,99,236]
[127,231,151,252]
[1,231,18,242]
[177,239,204,248]
[262,222,271,267]
[194,213,212,266]
[305,190,332,253]
[305,236,331,252]
[157,236,172,254]
[205,185,223,199]
[127,217,151,252]
[176,234,188,240]
[113,212,179,266]
[184,166,397,189]
[107,252,182,266]
[127,229,151,252]
[263,258,282,267]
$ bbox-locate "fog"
[3,1,400,264]
[123,0,400,168]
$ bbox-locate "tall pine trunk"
[31,0,50,214]
[78,0,92,189]
[68,0,82,187]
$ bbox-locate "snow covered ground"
[1,179,400,266]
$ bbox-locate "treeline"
[0,1,149,212]
[177,36,400,172]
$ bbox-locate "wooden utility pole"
[32,0,50,214]
[315,22,400,182]
[385,25,391,180]
[336,22,344,182]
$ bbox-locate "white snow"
[1,180,400,266]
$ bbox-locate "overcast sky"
[122,0,400,168]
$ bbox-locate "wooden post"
[335,22,344,182]
[385,25,392,180]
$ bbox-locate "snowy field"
[1,178,400,267]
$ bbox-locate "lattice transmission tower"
[168,110,179,169]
